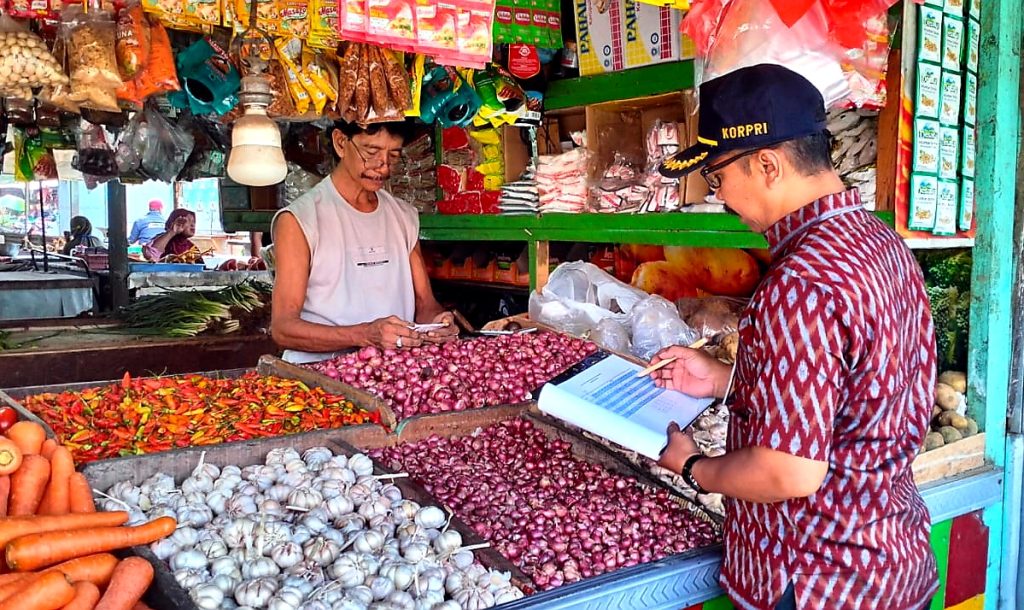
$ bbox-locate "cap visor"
[659,142,713,179]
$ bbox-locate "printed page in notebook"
[538,350,714,459]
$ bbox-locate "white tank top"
[272,177,419,364]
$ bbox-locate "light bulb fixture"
[227,73,287,186]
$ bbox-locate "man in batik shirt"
[654,64,938,610]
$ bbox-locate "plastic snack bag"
[0,13,68,100]
[116,3,150,80]
[73,120,118,179]
[63,6,122,112]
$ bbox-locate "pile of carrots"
[0,421,177,610]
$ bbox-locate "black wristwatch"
[681,454,708,495]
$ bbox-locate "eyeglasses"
[700,149,760,190]
[347,139,402,170]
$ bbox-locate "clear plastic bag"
[529,262,648,337]
[676,296,747,339]
[114,110,145,174]
[686,0,894,109]
[590,318,632,354]
[73,119,118,180]
[0,13,68,100]
[137,104,195,182]
[629,295,701,361]
[63,6,123,112]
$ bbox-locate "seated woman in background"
[62,216,103,255]
[146,208,202,263]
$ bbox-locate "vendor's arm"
[270,212,421,351]
[409,242,458,340]
[660,427,828,503]
[146,231,174,261]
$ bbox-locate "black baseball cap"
[659,64,829,178]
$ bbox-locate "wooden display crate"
[257,355,398,429]
[912,432,987,486]
[82,430,530,610]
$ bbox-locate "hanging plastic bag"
[73,120,118,180]
[63,6,123,112]
[116,3,151,80]
[118,17,180,106]
[135,104,195,182]
[629,295,701,361]
[114,110,145,175]
[687,0,894,109]
[0,13,68,100]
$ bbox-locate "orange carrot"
[60,581,101,610]
[130,603,154,610]
[40,439,58,461]
[0,512,128,550]
[0,573,30,602]
[38,448,73,515]
[68,474,95,514]
[6,517,176,571]
[6,422,45,456]
[46,554,120,588]
[0,570,75,609]
[94,558,153,610]
[0,573,29,587]
[0,440,21,477]
[0,476,10,518]
[8,454,50,516]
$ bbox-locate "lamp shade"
[227,107,286,186]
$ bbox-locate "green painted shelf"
[222,210,896,249]
[544,61,696,111]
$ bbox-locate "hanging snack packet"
[181,0,221,30]
[0,13,68,100]
[120,18,180,105]
[278,0,310,39]
[339,0,369,42]
[116,3,151,80]
[63,6,123,112]
[304,48,338,103]
[267,57,298,117]
[368,0,417,51]
[455,0,494,69]
[307,0,339,49]
[416,0,458,58]
[73,119,119,179]
[233,0,279,35]
[274,38,314,114]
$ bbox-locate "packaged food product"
[918,6,943,65]
[6,98,35,127]
[493,0,513,43]
[381,47,412,111]
[336,42,359,115]
[307,0,339,49]
[182,0,222,30]
[938,125,959,180]
[266,57,298,117]
[38,34,78,113]
[913,118,940,174]
[116,3,150,80]
[968,0,979,20]
[966,17,979,73]
[915,61,941,119]
[944,0,965,17]
[233,0,278,35]
[959,177,974,231]
[72,119,118,179]
[941,16,963,72]
[277,0,309,39]
[63,6,122,111]
[368,0,417,50]
[961,124,975,177]
[340,0,369,42]
[454,0,493,69]
[275,37,324,114]
[962,71,977,125]
[909,173,939,231]
[0,13,68,99]
[933,179,958,236]
[939,69,961,125]
[7,0,56,20]
[120,18,180,105]
[304,48,338,103]
[416,0,458,57]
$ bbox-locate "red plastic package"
[338,0,368,42]
[367,0,417,51]
[437,164,462,198]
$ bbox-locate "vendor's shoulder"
[380,190,419,220]
[287,177,337,211]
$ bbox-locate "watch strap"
[681,454,708,495]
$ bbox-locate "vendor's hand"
[365,316,422,350]
[651,345,730,399]
[658,422,701,475]
[171,218,189,235]
[423,311,459,343]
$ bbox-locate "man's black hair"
[776,130,835,175]
[332,118,421,146]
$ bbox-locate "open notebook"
[538,350,714,459]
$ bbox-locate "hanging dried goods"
[21,372,379,463]
[336,42,412,124]
[309,332,596,420]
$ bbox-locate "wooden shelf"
[544,62,696,111]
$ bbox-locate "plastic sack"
[73,120,118,180]
[590,318,632,355]
[688,0,894,109]
[0,13,68,100]
[114,110,145,175]
[529,262,649,337]
[629,295,701,361]
[676,296,747,340]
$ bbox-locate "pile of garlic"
[100,447,524,610]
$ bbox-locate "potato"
[932,405,942,419]
[938,371,967,393]
[939,426,964,444]
[924,431,945,451]
[936,411,968,429]
[961,418,979,437]
[935,383,962,411]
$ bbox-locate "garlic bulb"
[379,560,415,591]
[432,531,462,555]
[266,447,302,466]
[324,495,355,519]
[386,590,415,610]
[234,577,279,607]
[170,527,201,548]
[287,488,324,511]
[302,536,342,566]
[211,573,240,595]
[414,507,446,530]
[268,586,305,610]
[302,447,333,470]
[182,474,214,495]
[368,575,395,600]
[348,454,374,476]
[270,541,304,569]
[197,538,229,559]
[452,585,495,610]
[241,556,280,580]
[225,494,259,518]
[170,549,208,571]
[353,530,386,554]
[222,518,257,548]
[174,568,207,589]
[401,541,429,564]
[211,556,241,578]
[266,485,294,503]
[348,585,374,605]
[151,538,178,561]
[190,583,225,609]
[327,555,366,588]
[206,491,230,515]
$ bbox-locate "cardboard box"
[575,0,693,76]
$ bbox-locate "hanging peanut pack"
[0,13,67,100]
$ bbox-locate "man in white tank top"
[271,119,457,364]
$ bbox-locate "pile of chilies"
[310,333,597,420]
[22,373,379,463]
[372,419,720,590]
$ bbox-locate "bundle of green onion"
[119,280,272,337]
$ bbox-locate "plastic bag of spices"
[0,13,68,100]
